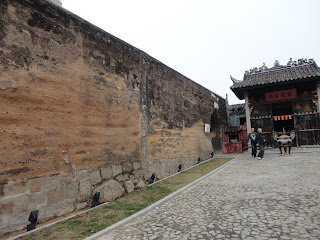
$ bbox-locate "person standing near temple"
[256,128,265,160]
[247,128,257,157]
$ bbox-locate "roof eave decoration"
[228,103,245,115]
[230,75,241,84]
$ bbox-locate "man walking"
[247,128,257,157]
[256,128,265,160]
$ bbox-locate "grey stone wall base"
[84,158,237,240]
[6,157,234,240]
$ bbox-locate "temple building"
[228,103,246,127]
[230,58,320,147]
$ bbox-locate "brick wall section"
[0,0,226,235]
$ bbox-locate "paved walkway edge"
[85,157,237,240]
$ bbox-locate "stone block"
[39,204,57,221]
[29,192,47,208]
[77,169,89,182]
[123,181,134,193]
[133,169,144,179]
[3,181,27,197]
[183,158,193,169]
[140,160,150,170]
[157,164,167,179]
[60,173,74,187]
[115,173,130,182]
[13,194,30,213]
[129,175,139,184]
[112,165,122,176]
[79,194,90,203]
[79,180,91,202]
[77,169,89,181]
[169,161,178,175]
[94,180,125,202]
[1,211,29,235]
[47,190,65,205]
[135,179,146,189]
[65,181,79,199]
[89,170,102,185]
[133,162,141,170]
[159,158,170,165]
[0,199,14,214]
[29,177,45,193]
[55,200,75,217]
[0,216,4,236]
[76,202,88,210]
[122,162,133,172]
[101,167,112,180]
[79,180,91,193]
[45,177,59,192]
[148,163,156,174]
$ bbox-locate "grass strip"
[19,158,232,240]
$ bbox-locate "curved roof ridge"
[230,75,242,83]
[231,58,320,90]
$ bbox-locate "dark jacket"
[256,132,265,146]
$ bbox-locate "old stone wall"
[0,0,226,235]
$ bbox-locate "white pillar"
[317,81,320,112]
[244,93,251,131]
[244,93,251,147]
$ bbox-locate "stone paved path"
[97,149,320,240]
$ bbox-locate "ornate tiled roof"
[228,103,245,115]
[224,125,242,133]
[230,58,320,90]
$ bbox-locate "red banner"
[265,89,297,102]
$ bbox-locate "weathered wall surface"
[145,62,226,176]
[0,0,226,235]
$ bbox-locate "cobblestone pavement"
[97,149,320,240]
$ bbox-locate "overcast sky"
[62,0,320,105]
